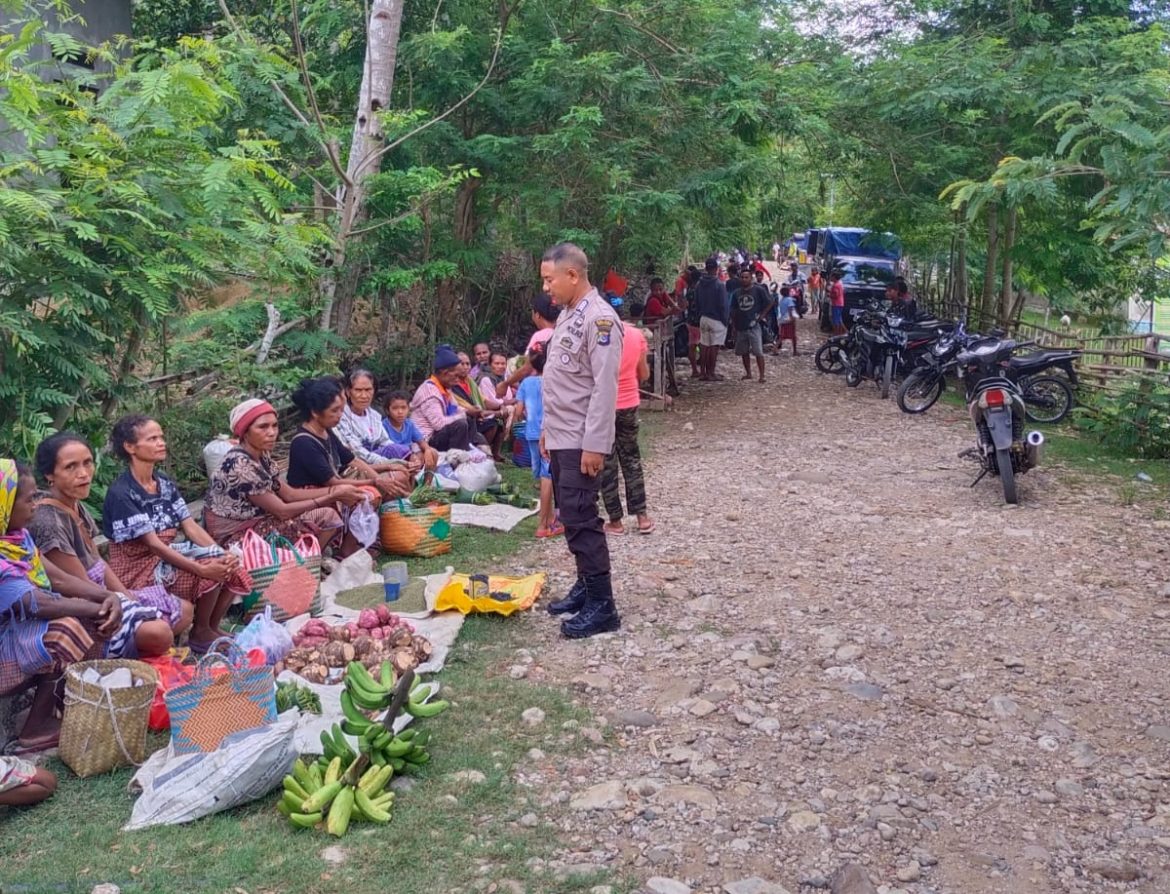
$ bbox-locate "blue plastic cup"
[382,562,408,602]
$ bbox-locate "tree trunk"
[998,206,1017,327]
[320,0,406,333]
[980,202,999,330]
[955,213,969,317]
[454,176,481,245]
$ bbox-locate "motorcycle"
[956,337,1045,505]
[842,305,900,399]
[898,330,1079,423]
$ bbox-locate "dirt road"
[515,313,1170,894]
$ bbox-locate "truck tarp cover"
[821,227,901,260]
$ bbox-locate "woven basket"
[60,659,158,778]
[239,534,322,623]
[379,500,452,557]
[164,639,276,754]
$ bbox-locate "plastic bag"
[234,605,294,665]
[454,458,501,493]
[349,497,379,548]
[126,712,298,829]
[140,655,197,731]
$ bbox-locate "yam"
[390,649,418,675]
[352,636,376,659]
[300,663,328,684]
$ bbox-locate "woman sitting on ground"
[412,345,488,453]
[335,369,418,466]
[102,415,251,654]
[287,377,413,507]
[29,433,193,638]
[477,350,518,461]
[1,460,173,753]
[205,399,364,549]
[449,351,497,449]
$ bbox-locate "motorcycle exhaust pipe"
[1024,430,1045,468]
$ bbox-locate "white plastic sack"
[235,605,294,665]
[202,435,236,479]
[125,712,298,830]
[348,498,379,548]
[454,459,501,493]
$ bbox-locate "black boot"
[547,578,586,616]
[561,573,621,638]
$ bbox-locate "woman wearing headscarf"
[102,415,251,654]
[204,398,358,548]
[1,459,173,753]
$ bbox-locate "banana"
[339,691,374,728]
[292,759,316,793]
[411,675,427,693]
[383,736,412,757]
[324,756,342,786]
[282,789,306,813]
[330,726,356,763]
[370,750,386,767]
[406,698,450,719]
[403,750,430,766]
[358,765,379,789]
[347,681,390,711]
[346,661,388,696]
[371,729,392,750]
[308,762,324,792]
[289,811,322,829]
[326,785,356,837]
[370,792,395,810]
[380,659,395,690]
[283,775,310,801]
[360,764,394,796]
[343,719,372,737]
[397,728,417,741]
[412,730,432,748]
[301,780,343,814]
[276,801,292,817]
[390,757,405,772]
[354,788,391,823]
[320,729,337,757]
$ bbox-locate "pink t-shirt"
[616,324,648,410]
[526,328,554,353]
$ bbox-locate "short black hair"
[291,377,343,421]
[650,277,664,287]
[109,414,154,463]
[384,390,411,408]
[528,349,547,374]
[704,258,718,271]
[35,432,92,481]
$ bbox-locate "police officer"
[538,243,624,638]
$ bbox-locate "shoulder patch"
[595,318,614,346]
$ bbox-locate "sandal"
[535,523,565,539]
[603,522,626,535]
[637,518,656,535]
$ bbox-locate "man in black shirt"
[694,257,729,381]
[730,267,774,383]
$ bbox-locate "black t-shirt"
[102,468,192,542]
[287,426,355,488]
[731,284,770,330]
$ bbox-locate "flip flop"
[637,519,656,535]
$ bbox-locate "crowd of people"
[0,241,656,805]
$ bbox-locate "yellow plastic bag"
[434,573,546,616]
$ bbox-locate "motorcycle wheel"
[1023,375,1073,424]
[814,342,845,374]
[897,368,944,414]
[879,354,895,400]
[845,369,862,388]
[996,447,1018,505]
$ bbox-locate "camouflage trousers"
[600,408,647,521]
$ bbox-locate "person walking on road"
[600,322,654,536]
[694,257,729,381]
[539,243,624,638]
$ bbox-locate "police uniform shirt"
[542,288,624,455]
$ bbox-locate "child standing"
[777,286,799,355]
[382,391,438,470]
[515,351,563,539]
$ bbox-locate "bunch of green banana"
[277,757,395,834]
[275,681,322,715]
[344,659,396,711]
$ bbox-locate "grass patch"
[0,615,611,894]
[1,461,625,894]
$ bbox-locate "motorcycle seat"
[1009,350,1080,371]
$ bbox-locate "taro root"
[411,635,433,662]
[352,635,376,659]
[388,627,413,649]
[390,649,418,675]
[300,663,328,684]
[321,641,355,667]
